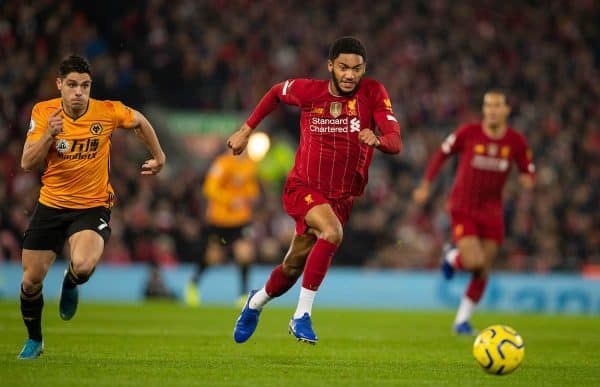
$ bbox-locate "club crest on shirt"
[330,102,342,118]
[90,122,104,135]
[487,143,498,156]
[347,99,357,116]
[304,194,314,205]
[55,139,70,154]
[501,146,511,158]
[474,144,485,154]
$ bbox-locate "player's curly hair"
[59,55,92,78]
[328,37,367,62]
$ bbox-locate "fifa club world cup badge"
[330,102,342,118]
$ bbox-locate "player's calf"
[59,262,95,321]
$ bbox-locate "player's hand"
[358,128,380,147]
[227,124,252,155]
[412,182,430,205]
[141,155,165,175]
[47,107,63,137]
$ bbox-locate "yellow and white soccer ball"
[473,324,525,375]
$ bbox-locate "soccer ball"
[472,324,525,375]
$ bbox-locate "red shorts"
[450,209,504,244]
[282,179,354,235]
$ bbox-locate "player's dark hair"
[485,89,509,105]
[58,55,92,78]
[328,37,367,62]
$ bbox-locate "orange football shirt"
[27,97,135,209]
[203,153,259,227]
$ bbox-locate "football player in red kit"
[228,37,402,344]
[413,91,535,335]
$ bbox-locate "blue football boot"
[17,339,43,359]
[233,289,261,343]
[440,244,456,280]
[289,313,318,344]
[59,270,79,321]
[454,321,475,336]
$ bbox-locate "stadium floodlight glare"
[247,132,270,162]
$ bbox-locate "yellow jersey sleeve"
[111,101,136,129]
[27,102,52,142]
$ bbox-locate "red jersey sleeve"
[514,133,536,178]
[424,125,469,182]
[246,79,306,129]
[370,82,402,154]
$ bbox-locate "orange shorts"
[450,209,504,244]
[282,179,353,235]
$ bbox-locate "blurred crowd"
[1,0,599,272]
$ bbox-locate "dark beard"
[330,71,358,96]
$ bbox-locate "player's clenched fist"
[227,123,252,155]
[47,107,63,137]
[358,128,381,147]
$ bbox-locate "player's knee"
[319,224,343,245]
[70,261,96,284]
[21,279,43,296]
[471,255,487,271]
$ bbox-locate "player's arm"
[228,80,302,155]
[21,107,62,172]
[127,110,166,175]
[413,128,464,205]
[515,137,535,191]
[359,83,402,153]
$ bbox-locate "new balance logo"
[98,218,108,231]
[350,118,361,132]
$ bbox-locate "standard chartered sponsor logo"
[471,155,509,172]
[310,117,348,133]
[309,117,361,134]
[350,118,360,132]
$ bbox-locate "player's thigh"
[305,203,343,242]
[282,233,317,271]
[481,239,499,271]
[456,236,485,266]
[67,206,110,268]
[21,249,56,284]
[68,230,105,270]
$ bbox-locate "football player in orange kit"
[18,55,166,359]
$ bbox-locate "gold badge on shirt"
[330,102,342,118]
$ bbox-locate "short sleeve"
[26,104,49,142]
[112,101,135,129]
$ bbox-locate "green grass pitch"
[0,301,598,386]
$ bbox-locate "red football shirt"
[246,78,401,199]
[424,123,535,218]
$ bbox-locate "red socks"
[301,238,338,291]
[465,276,488,303]
[265,264,297,297]
[264,238,338,296]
